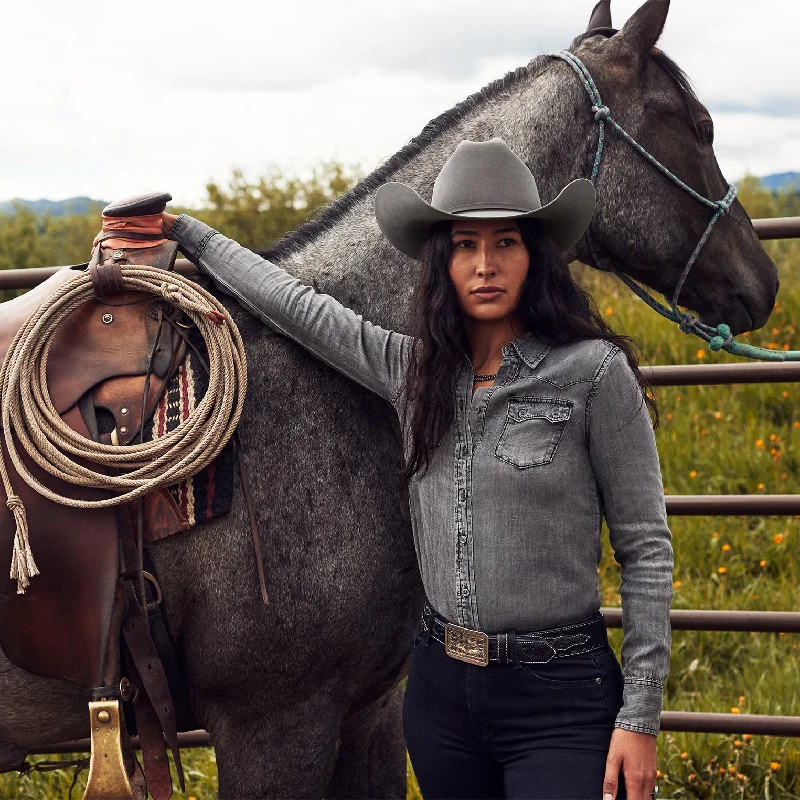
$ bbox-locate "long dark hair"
[403,218,658,480]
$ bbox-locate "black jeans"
[403,624,626,799]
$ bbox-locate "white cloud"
[0,0,798,202]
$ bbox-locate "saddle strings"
[0,266,248,593]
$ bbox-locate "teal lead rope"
[552,50,800,362]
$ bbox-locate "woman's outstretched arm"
[165,213,413,405]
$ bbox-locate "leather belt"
[422,603,608,667]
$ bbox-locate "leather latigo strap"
[116,504,185,797]
[89,251,125,297]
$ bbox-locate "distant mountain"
[0,197,106,216]
[758,172,799,192]
[0,172,797,215]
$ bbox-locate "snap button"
[595,677,602,684]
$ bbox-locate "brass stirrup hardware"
[82,700,135,800]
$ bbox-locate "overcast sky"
[1,0,798,205]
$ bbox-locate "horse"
[0,0,778,796]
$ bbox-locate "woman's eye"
[498,238,518,247]
[454,240,475,249]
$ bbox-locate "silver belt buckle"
[444,622,489,667]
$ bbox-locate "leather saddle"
[0,193,195,797]
[0,203,186,687]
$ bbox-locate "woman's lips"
[471,287,505,301]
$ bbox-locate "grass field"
[1,208,798,798]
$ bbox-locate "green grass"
[2,236,799,799]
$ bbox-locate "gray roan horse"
[0,0,778,797]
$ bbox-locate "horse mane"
[263,54,554,261]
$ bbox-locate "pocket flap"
[508,398,572,424]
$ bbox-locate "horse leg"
[208,693,344,800]
[325,681,407,800]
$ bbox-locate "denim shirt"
[170,215,674,736]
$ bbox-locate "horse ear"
[609,0,669,60]
[587,0,612,31]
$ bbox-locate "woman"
[163,138,672,799]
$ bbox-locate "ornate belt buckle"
[444,623,489,667]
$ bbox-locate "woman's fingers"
[605,728,659,799]
[603,738,623,800]
[162,212,178,236]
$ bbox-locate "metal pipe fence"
[5,215,800,753]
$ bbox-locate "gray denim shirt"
[171,215,674,736]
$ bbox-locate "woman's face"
[448,218,530,325]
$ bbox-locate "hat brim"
[374,178,596,260]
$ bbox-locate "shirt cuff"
[169,214,220,269]
[614,679,663,737]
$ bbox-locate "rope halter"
[550,50,800,362]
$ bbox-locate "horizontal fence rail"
[752,216,800,240]
[601,608,800,633]
[665,494,800,515]
[644,361,800,385]
[29,716,800,754]
[28,713,800,752]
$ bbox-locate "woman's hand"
[603,728,657,799]
[162,212,178,237]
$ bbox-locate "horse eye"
[697,119,714,145]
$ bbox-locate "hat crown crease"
[431,138,542,215]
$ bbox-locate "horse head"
[271,0,778,340]
[559,0,778,334]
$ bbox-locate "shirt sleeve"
[169,214,413,405]
[587,347,674,736]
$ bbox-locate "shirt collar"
[508,331,551,371]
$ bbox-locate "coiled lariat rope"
[552,50,800,362]
[1,266,247,593]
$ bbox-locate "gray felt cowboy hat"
[374,137,596,260]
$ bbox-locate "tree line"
[0,167,796,290]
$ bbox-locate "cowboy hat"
[374,138,595,260]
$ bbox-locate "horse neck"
[271,60,590,334]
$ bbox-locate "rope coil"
[0,266,248,593]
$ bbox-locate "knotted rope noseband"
[552,50,799,362]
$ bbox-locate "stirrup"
[82,699,135,800]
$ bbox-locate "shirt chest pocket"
[494,397,573,469]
